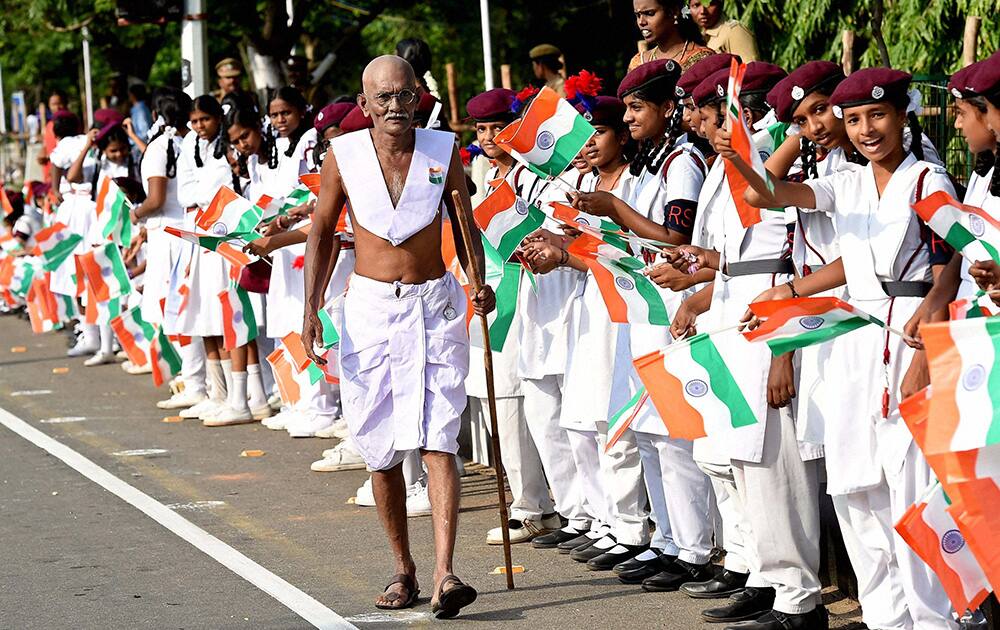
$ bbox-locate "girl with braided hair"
[134,88,191,328]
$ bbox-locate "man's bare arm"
[443,145,485,284]
[302,149,346,363]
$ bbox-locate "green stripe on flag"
[609,387,645,432]
[611,258,669,326]
[42,234,83,271]
[236,287,258,342]
[317,307,340,349]
[489,262,520,352]
[985,318,1000,445]
[765,317,873,355]
[307,362,325,385]
[689,334,756,428]
[496,204,545,261]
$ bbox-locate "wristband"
[559,249,569,266]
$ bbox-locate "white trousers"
[832,487,912,630]
[732,405,822,615]
[470,396,554,521]
[698,460,752,575]
[637,431,714,563]
[522,376,591,531]
[564,428,607,531]
[595,423,649,546]
[882,419,960,630]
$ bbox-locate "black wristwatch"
[785,280,799,298]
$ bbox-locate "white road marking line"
[344,611,430,624]
[0,407,356,630]
[112,448,169,457]
[40,416,88,424]
[10,389,53,397]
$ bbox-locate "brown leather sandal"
[374,573,419,610]
[431,574,477,619]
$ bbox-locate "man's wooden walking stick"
[451,190,515,590]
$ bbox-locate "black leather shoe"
[681,569,750,599]
[722,606,828,630]
[557,533,596,554]
[618,553,678,584]
[613,549,666,575]
[641,559,715,592]
[701,587,776,624]
[586,544,647,571]
[570,536,616,563]
[533,528,585,549]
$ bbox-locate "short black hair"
[52,114,80,139]
[49,88,68,103]
[533,54,563,73]
[128,84,148,101]
[396,38,432,77]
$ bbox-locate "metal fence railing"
[913,74,973,186]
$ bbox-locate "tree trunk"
[870,0,891,68]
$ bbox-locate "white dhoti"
[339,273,469,471]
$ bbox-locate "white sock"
[207,359,226,401]
[247,363,267,410]
[99,324,114,354]
[228,371,249,411]
[220,358,233,403]
[82,323,99,346]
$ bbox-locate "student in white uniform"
[964,52,1000,302]
[65,119,135,366]
[727,67,960,630]
[567,62,715,584]
[667,63,830,630]
[460,88,564,544]
[48,112,100,357]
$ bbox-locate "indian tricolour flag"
[605,388,649,452]
[724,59,771,228]
[26,279,57,333]
[950,292,1000,320]
[743,297,883,355]
[218,286,258,351]
[110,306,156,367]
[0,232,21,254]
[95,178,133,244]
[0,186,14,216]
[33,222,82,272]
[633,331,758,440]
[149,325,182,387]
[914,191,1000,265]
[473,179,544,261]
[895,481,991,614]
[494,86,595,178]
[466,237,519,353]
[317,304,341,350]
[549,202,630,252]
[10,258,38,297]
[267,347,302,406]
[258,183,314,221]
[197,186,263,237]
[920,317,1000,454]
[568,232,669,326]
[76,243,131,302]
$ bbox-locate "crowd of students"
[2,0,1000,627]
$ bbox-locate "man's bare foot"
[431,574,477,619]
[374,573,419,610]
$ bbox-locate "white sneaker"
[68,338,100,357]
[486,513,561,545]
[125,361,152,375]
[83,352,117,367]
[286,413,334,438]
[355,477,375,507]
[267,393,282,411]
[310,441,366,472]
[262,409,298,430]
[157,390,207,410]
[250,404,273,420]
[115,350,128,360]
[406,482,432,517]
[179,398,223,419]
[314,417,349,439]
[202,403,257,427]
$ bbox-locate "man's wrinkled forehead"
[361,57,417,95]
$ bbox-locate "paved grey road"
[0,315,863,629]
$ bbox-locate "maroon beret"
[968,50,1000,97]
[693,62,786,107]
[95,122,124,144]
[93,108,124,127]
[676,54,740,99]
[416,91,439,115]
[617,59,682,100]
[767,61,845,122]
[466,88,516,122]
[829,67,911,110]
[575,95,626,128]
[339,105,373,133]
[313,102,353,133]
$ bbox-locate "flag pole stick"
[451,189,515,590]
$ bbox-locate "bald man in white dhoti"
[303,56,494,619]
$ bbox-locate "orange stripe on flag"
[300,173,320,196]
[198,186,241,229]
[920,323,963,452]
[94,177,111,217]
[633,350,708,440]
[584,258,629,323]
[493,87,559,153]
[472,180,518,229]
[281,332,311,372]
[267,348,301,406]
